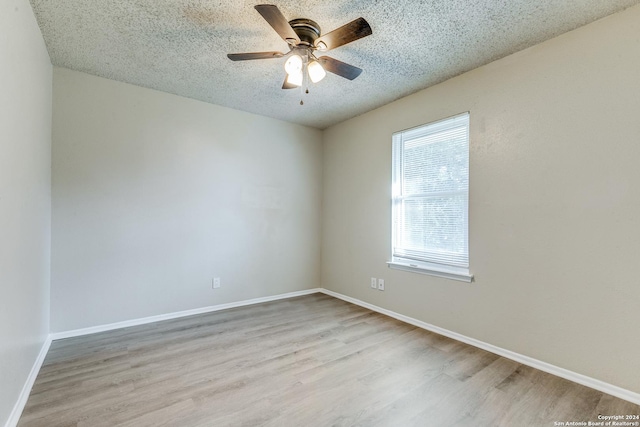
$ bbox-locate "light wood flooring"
[19,293,639,426]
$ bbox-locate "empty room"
[2,0,640,425]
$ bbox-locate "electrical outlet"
[377,278,385,291]
[213,277,221,289]
[371,277,377,289]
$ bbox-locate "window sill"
[387,261,474,283]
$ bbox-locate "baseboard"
[23,286,640,419]
[50,288,321,341]
[4,335,52,427]
[320,288,640,406]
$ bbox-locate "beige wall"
[322,5,640,393]
[51,68,323,332]
[0,0,52,424]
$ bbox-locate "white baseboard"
[320,288,640,406]
[12,286,638,427]
[5,336,52,427]
[50,288,321,341]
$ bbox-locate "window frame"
[388,112,473,283]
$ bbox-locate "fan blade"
[318,56,363,80]
[255,5,300,45]
[315,17,372,51]
[227,52,284,61]
[282,75,297,89]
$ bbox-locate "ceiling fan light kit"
[227,4,372,99]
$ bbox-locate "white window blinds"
[392,113,470,271]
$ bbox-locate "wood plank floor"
[19,293,639,426]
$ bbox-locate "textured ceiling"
[30,0,640,129]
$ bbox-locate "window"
[389,112,472,282]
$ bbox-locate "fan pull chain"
[300,86,310,105]
[299,74,304,105]
[300,62,310,105]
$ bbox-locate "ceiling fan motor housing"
[288,18,321,46]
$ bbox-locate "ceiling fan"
[227,4,372,93]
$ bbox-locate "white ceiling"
[30,0,640,129]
